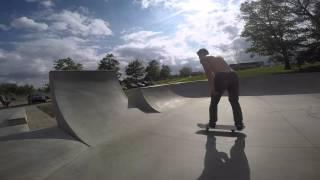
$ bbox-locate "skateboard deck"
[197,123,240,132]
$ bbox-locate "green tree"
[54,58,83,70]
[98,54,121,77]
[287,0,320,64]
[125,59,145,83]
[145,60,160,81]
[286,0,320,33]
[38,83,50,93]
[159,64,171,80]
[179,67,192,77]
[0,83,34,96]
[18,84,35,95]
[240,0,305,69]
[0,83,18,95]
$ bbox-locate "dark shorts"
[214,71,239,97]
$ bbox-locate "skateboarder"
[197,48,244,130]
[0,95,11,108]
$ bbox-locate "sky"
[0,0,266,87]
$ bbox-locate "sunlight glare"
[178,0,221,13]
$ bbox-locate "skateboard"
[197,123,242,133]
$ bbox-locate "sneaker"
[235,123,245,131]
[208,122,216,128]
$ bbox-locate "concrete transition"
[170,72,320,97]
[127,84,189,113]
[1,71,320,180]
[50,70,157,146]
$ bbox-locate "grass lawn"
[154,62,320,85]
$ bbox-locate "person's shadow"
[197,131,250,180]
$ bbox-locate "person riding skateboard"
[197,48,244,130]
[0,95,11,108]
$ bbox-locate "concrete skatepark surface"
[1,71,320,180]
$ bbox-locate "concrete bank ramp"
[0,107,29,137]
[170,72,320,97]
[50,71,155,146]
[239,72,320,96]
[127,84,189,113]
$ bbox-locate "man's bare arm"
[200,60,215,95]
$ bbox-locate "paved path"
[25,104,57,130]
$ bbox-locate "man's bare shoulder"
[201,56,222,62]
[215,56,225,61]
[201,56,214,62]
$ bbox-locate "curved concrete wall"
[127,84,189,113]
[170,72,320,97]
[50,71,138,146]
[239,72,320,96]
[170,80,210,98]
[126,88,159,113]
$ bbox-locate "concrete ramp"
[170,72,320,97]
[127,84,189,113]
[50,71,153,146]
[170,81,209,98]
[0,107,29,137]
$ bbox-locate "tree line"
[0,54,195,96]
[53,54,196,89]
[240,0,320,69]
[0,83,49,97]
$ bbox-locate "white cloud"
[0,8,114,85]
[114,44,202,74]
[172,0,223,13]
[115,0,267,73]
[136,0,178,9]
[136,0,223,13]
[15,37,102,68]
[0,24,10,31]
[25,0,54,7]
[0,36,106,86]
[0,48,42,85]
[122,31,162,42]
[51,22,68,31]
[11,17,48,31]
[48,10,112,37]
[114,30,201,73]
[223,25,240,39]
[129,0,256,64]
[41,1,54,7]
[209,37,269,64]
[89,19,112,36]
